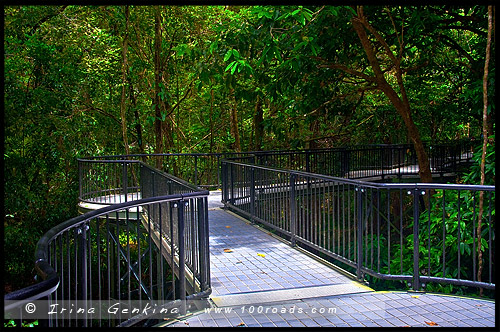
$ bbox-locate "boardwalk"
[165,193,495,328]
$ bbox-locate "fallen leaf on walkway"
[257,253,266,257]
[411,295,419,298]
[425,321,438,326]
[225,226,231,228]
[223,249,233,253]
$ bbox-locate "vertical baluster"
[457,190,461,280]
[412,189,421,291]
[488,191,492,283]
[442,190,446,279]
[177,200,187,315]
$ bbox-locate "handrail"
[5,159,211,327]
[5,141,479,325]
[35,192,208,259]
[77,140,474,187]
[221,158,495,293]
[221,160,495,191]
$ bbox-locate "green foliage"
[4,319,38,328]
[388,189,495,295]
[3,5,494,295]
[463,134,495,185]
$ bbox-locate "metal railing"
[5,160,210,327]
[221,160,495,292]
[82,153,246,190]
[4,140,479,325]
[245,140,474,180]
[79,140,473,193]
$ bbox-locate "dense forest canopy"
[3,5,495,290]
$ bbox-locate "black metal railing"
[82,153,247,190]
[4,140,479,326]
[79,159,142,204]
[221,160,495,292]
[246,140,474,180]
[5,160,211,327]
[79,140,473,193]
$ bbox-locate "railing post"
[177,200,187,315]
[356,187,364,281]
[217,154,221,189]
[221,161,227,204]
[229,163,235,205]
[344,149,351,178]
[197,196,210,291]
[305,150,310,173]
[194,155,198,187]
[250,166,256,223]
[390,145,394,169]
[78,160,83,200]
[412,188,422,291]
[290,173,297,247]
[380,148,385,180]
[123,162,128,202]
[77,224,88,327]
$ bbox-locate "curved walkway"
[166,194,495,328]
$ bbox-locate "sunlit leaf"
[224,49,233,62]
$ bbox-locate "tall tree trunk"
[154,6,163,160]
[120,5,130,156]
[230,89,241,152]
[477,5,493,297]
[153,6,164,169]
[163,111,174,152]
[351,7,433,183]
[130,84,145,155]
[209,87,215,153]
[253,95,264,151]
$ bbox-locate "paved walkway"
[166,194,495,328]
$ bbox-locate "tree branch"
[317,62,377,83]
[355,8,410,108]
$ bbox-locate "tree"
[477,5,494,296]
[349,6,432,182]
[120,5,131,156]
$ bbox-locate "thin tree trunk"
[163,112,174,152]
[230,89,241,152]
[130,86,145,155]
[209,87,214,153]
[120,5,130,156]
[253,95,263,151]
[477,5,493,297]
[153,6,163,168]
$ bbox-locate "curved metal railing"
[5,160,211,327]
